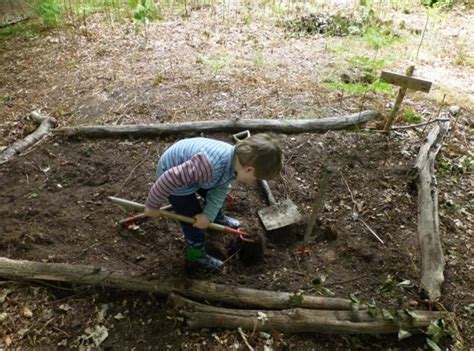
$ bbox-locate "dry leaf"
[0,289,11,303]
[5,335,12,346]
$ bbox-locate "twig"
[220,248,241,266]
[422,94,446,134]
[340,172,384,244]
[416,13,430,60]
[52,325,71,337]
[238,327,254,351]
[391,118,449,130]
[303,167,330,244]
[113,96,137,125]
[115,151,151,195]
[38,317,55,335]
[340,172,357,219]
[359,218,384,245]
[293,254,305,275]
[30,279,75,291]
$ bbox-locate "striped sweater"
[145,137,236,221]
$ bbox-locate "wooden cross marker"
[381,65,433,132]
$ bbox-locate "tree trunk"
[1,111,56,163]
[169,294,448,334]
[412,121,450,301]
[0,257,353,310]
[54,111,380,137]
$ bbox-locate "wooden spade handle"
[109,196,229,233]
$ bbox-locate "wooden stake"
[383,65,415,132]
[303,167,330,244]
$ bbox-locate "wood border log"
[169,294,448,334]
[54,111,380,137]
[0,257,353,310]
[1,111,56,163]
[412,120,450,301]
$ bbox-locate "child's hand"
[193,213,210,229]
[144,207,162,217]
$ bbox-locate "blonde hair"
[235,134,283,179]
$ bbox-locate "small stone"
[114,313,125,320]
[23,306,33,318]
[135,255,146,262]
[449,106,461,116]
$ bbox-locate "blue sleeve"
[202,182,231,221]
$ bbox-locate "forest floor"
[0,1,473,350]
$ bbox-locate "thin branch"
[238,327,254,351]
[361,117,450,132]
[340,172,384,244]
[115,151,151,195]
[416,13,430,60]
[340,172,357,219]
[359,218,384,245]
[422,94,446,134]
[392,118,449,130]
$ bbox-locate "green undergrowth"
[322,55,394,97]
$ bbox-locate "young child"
[144,134,283,270]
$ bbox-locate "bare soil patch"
[0,129,472,349]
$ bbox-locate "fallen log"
[0,257,353,310]
[412,120,450,301]
[170,294,448,334]
[54,110,380,137]
[0,16,32,28]
[1,111,56,163]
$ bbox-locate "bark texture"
[0,257,353,310]
[170,294,448,334]
[1,111,56,163]
[412,121,450,300]
[55,111,380,137]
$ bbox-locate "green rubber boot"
[185,245,223,270]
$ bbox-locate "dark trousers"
[168,189,213,245]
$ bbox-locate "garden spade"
[232,131,301,231]
[108,196,254,242]
[257,181,301,231]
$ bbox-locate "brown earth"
[0,2,473,350]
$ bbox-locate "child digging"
[144,134,283,270]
